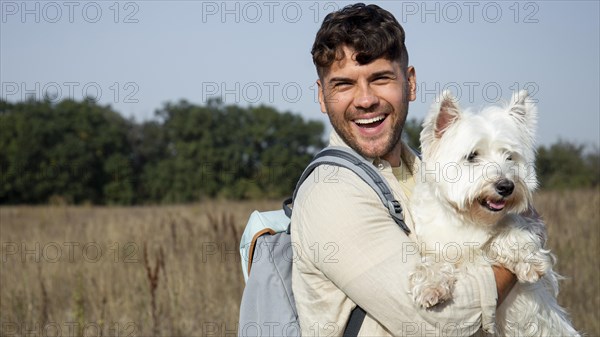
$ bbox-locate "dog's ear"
[508,90,538,175]
[420,90,461,156]
[434,90,461,138]
[508,90,537,135]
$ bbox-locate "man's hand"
[492,265,517,306]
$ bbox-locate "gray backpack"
[238,146,411,337]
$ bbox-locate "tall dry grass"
[0,200,280,336]
[0,190,598,336]
[533,189,600,336]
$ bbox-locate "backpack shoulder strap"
[343,306,367,337]
[286,146,411,234]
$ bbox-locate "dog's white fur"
[409,90,579,336]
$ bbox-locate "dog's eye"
[467,151,478,162]
[507,154,513,161]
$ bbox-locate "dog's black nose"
[495,179,515,197]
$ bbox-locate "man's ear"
[406,66,416,102]
[317,79,327,114]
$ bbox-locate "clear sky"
[2,0,599,148]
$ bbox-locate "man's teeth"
[355,115,385,125]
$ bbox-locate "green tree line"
[0,100,597,205]
[0,98,325,204]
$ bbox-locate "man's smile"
[353,114,388,127]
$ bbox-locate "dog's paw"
[514,261,541,283]
[487,217,556,283]
[515,249,555,283]
[413,285,452,308]
[409,262,456,308]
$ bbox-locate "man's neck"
[381,141,403,167]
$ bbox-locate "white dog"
[409,90,579,336]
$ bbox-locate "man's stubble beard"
[326,98,409,160]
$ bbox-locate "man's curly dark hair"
[312,3,409,79]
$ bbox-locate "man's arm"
[493,265,517,306]
[292,168,499,336]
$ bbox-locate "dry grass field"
[1,190,598,336]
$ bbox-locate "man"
[291,3,516,336]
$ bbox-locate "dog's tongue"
[487,199,506,211]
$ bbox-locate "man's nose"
[353,84,379,109]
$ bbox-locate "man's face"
[318,46,416,165]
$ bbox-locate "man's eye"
[373,76,391,82]
[333,82,351,88]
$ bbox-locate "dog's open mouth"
[479,197,507,212]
